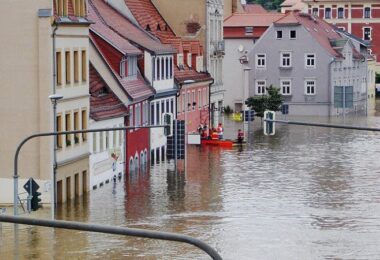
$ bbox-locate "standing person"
[217,123,224,140]
[211,128,219,140]
[237,129,244,144]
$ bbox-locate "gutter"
[328,57,335,117]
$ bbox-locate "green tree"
[245,85,283,117]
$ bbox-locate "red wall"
[125,102,150,172]
[224,26,268,39]
[177,83,210,133]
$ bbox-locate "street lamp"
[48,93,63,220]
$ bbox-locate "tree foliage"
[246,0,283,11]
[245,85,283,117]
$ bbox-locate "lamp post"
[48,94,63,220]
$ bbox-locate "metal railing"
[264,118,380,132]
[0,215,223,260]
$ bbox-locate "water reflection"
[2,110,380,259]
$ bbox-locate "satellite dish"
[238,45,244,53]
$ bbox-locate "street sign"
[23,178,40,195]
[167,120,185,160]
[263,111,276,135]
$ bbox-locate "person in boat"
[217,123,224,140]
[237,129,244,144]
[211,128,219,140]
[201,125,208,139]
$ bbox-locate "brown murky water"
[2,111,380,259]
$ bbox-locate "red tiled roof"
[123,0,212,84]
[90,64,129,121]
[275,12,362,58]
[124,0,175,37]
[89,3,141,55]
[90,33,155,101]
[243,4,268,14]
[89,0,175,55]
[224,13,284,27]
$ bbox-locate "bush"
[224,105,233,114]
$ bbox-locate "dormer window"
[146,24,151,31]
[177,54,184,70]
[157,24,161,31]
[187,53,192,67]
[98,87,109,97]
[120,56,138,78]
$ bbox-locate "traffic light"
[243,110,255,122]
[162,113,173,137]
[31,190,42,211]
[263,110,275,135]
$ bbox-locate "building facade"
[223,11,284,112]
[249,11,369,116]
[0,0,90,205]
[304,0,380,63]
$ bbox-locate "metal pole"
[0,215,223,260]
[13,126,166,216]
[52,100,57,220]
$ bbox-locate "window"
[65,51,71,84]
[99,132,103,151]
[105,131,109,149]
[290,30,296,39]
[198,90,201,108]
[169,57,173,78]
[156,58,160,80]
[338,7,344,19]
[161,57,165,79]
[128,56,137,78]
[170,99,174,113]
[281,80,291,95]
[305,80,316,95]
[65,113,71,146]
[74,51,79,82]
[245,26,253,35]
[156,103,159,124]
[57,0,68,16]
[57,115,62,148]
[150,103,155,125]
[56,52,62,85]
[305,54,316,68]
[166,57,170,78]
[256,54,266,69]
[364,7,371,18]
[276,30,282,39]
[280,52,291,68]
[192,91,195,110]
[363,27,371,40]
[92,133,97,153]
[81,109,87,141]
[256,80,266,95]
[325,8,331,19]
[82,50,87,82]
[135,104,141,127]
[312,8,318,16]
[74,111,79,144]
[120,58,127,78]
[129,106,134,127]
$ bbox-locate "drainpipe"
[208,78,215,129]
[328,57,334,117]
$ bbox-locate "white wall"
[89,117,125,189]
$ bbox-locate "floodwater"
[2,109,380,259]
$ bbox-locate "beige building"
[0,0,90,206]
[152,0,243,127]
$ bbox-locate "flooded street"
[2,111,380,259]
